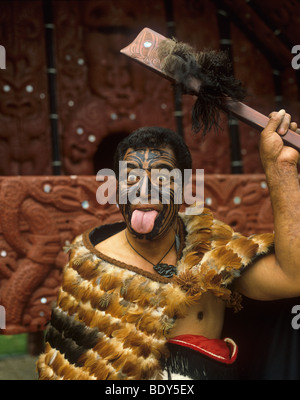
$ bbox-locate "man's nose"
[137,175,151,200]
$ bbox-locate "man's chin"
[129,226,158,241]
[130,212,169,240]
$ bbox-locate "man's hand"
[259,109,300,172]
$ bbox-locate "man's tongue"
[131,209,158,234]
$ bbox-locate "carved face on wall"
[117,147,182,240]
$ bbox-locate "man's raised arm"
[235,110,300,300]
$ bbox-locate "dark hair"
[113,126,192,178]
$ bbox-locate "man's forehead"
[123,147,176,162]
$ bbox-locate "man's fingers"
[264,109,286,135]
[278,112,291,135]
[265,110,294,136]
[262,110,300,165]
[290,122,298,132]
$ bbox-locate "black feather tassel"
[157,39,246,136]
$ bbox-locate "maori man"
[37,110,300,380]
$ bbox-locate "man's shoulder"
[94,229,124,255]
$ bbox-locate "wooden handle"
[121,28,300,152]
[225,99,300,152]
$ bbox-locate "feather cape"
[37,208,274,380]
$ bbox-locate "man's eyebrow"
[150,163,174,171]
[125,162,139,170]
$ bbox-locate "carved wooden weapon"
[121,28,300,152]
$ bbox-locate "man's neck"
[124,226,177,266]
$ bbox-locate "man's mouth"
[130,206,160,234]
[132,206,160,212]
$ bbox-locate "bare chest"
[95,231,177,275]
[169,292,226,339]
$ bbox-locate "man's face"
[117,147,182,240]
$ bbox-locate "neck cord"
[125,231,177,278]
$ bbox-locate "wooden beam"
[214,0,292,69]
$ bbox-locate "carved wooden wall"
[0,0,299,176]
[0,174,276,334]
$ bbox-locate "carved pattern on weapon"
[121,28,166,73]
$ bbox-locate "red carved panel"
[0,176,122,334]
[55,0,175,175]
[0,0,299,177]
[0,0,52,175]
[0,174,279,334]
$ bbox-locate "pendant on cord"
[153,263,177,278]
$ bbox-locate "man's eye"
[127,174,138,183]
[153,174,171,184]
[157,175,167,182]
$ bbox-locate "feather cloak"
[37,208,274,380]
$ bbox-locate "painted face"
[117,147,182,240]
